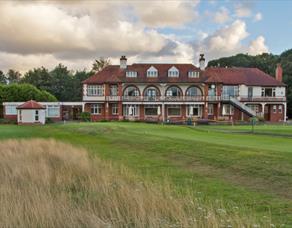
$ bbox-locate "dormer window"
[168,66,179,77]
[126,71,137,78]
[147,66,158,77]
[188,71,200,78]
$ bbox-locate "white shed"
[16,100,46,125]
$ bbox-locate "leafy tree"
[49,64,74,101]
[71,70,94,101]
[21,67,52,92]
[0,84,57,102]
[0,71,7,84]
[92,57,111,73]
[7,69,21,84]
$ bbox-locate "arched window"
[124,86,140,96]
[144,86,160,97]
[186,86,202,96]
[166,86,182,97]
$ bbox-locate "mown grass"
[0,139,270,227]
[0,122,291,226]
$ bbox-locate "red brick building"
[82,55,287,122]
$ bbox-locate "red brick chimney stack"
[275,63,283,82]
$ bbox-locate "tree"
[21,67,53,92]
[0,84,57,102]
[49,64,74,101]
[92,57,111,73]
[7,69,21,84]
[0,71,7,84]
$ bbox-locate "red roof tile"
[82,64,285,86]
[203,67,285,86]
[17,100,46,109]
[82,64,202,84]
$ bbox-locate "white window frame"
[147,66,158,77]
[46,105,60,118]
[126,71,137,78]
[123,105,139,117]
[168,66,179,78]
[222,104,234,116]
[5,105,17,115]
[87,85,104,96]
[112,103,118,115]
[110,85,118,96]
[273,105,277,113]
[278,105,282,113]
[91,104,102,115]
[188,71,199,78]
[208,104,214,115]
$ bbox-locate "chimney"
[120,55,127,69]
[275,63,283,82]
[199,54,205,70]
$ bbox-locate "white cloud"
[213,7,230,24]
[254,12,262,22]
[131,1,199,28]
[194,19,269,61]
[235,2,252,18]
[0,1,198,72]
[248,36,268,55]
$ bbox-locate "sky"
[0,0,291,73]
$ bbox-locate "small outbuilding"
[16,100,46,125]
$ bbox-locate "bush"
[0,118,17,125]
[80,112,91,122]
[45,118,54,124]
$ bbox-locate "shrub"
[80,112,91,122]
[45,118,54,124]
[0,118,17,125]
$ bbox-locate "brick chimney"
[120,55,127,69]
[199,54,205,70]
[275,63,283,82]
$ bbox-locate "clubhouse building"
[2,55,287,124]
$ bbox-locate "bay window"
[87,85,104,96]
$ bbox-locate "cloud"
[0,1,198,72]
[248,36,268,55]
[234,2,252,18]
[131,1,199,28]
[254,12,262,22]
[193,19,268,61]
[213,7,230,24]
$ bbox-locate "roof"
[82,64,202,84]
[203,67,285,86]
[82,64,285,86]
[16,100,46,109]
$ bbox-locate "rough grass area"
[0,123,291,226]
[0,139,269,227]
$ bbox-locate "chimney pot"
[120,55,127,69]
[199,53,205,70]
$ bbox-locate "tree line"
[208,49,292,117]
[0,58,111,102]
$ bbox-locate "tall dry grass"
[0,139,271,227]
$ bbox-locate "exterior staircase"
[228,96,256,117]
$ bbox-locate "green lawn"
[0,122,292,225]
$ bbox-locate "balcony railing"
[84,95,286,103]
[239,96,286,102]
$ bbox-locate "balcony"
[107,96,120,101]
[239,96,286,102]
